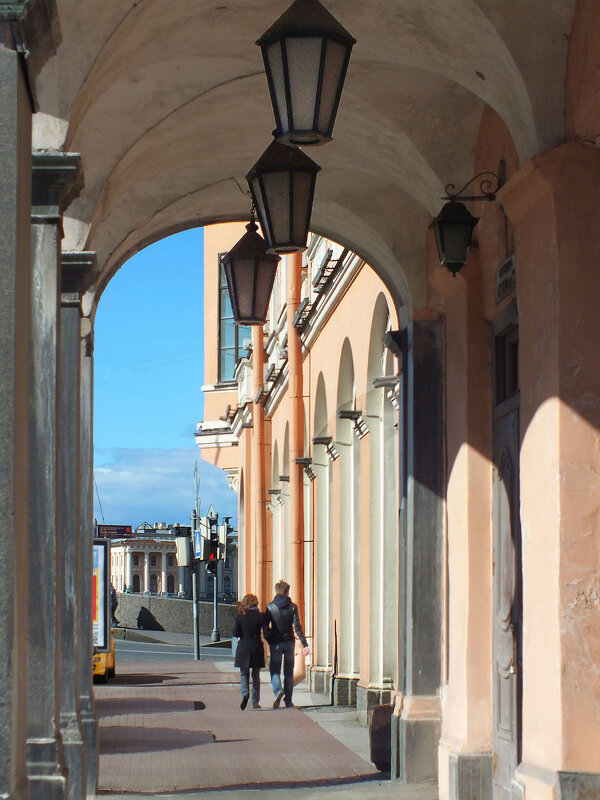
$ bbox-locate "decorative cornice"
[61,251,98,295]
[32,152,83,218]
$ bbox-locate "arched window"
[150,574,158,594]
[167,574,175,593]
[224,576,231,592]
[132,574,140,593]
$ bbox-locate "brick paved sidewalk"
[95,659,381,794]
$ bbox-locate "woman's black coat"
[232,609,266,669]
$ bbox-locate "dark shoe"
[240,694,249,710]
[252,704,261,709]
[285,701,294,708]
[273,690,284,709]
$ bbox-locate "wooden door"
[492,398,522,799]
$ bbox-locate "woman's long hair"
[236,593,259,616]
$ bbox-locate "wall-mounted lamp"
[295,457,316,481]
[257,0,356,147]
[221,213,281,324]
[338,408,368,438]
[430,164,505,277]
[313,435,338,461]
[246,139,321,254]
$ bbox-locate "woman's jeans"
[269,640,295,703]
[240,666,261,707]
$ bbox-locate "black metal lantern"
[257,0,356,146]
[221,217,281,325]
[246,139,321,254]
[429,201,479,277]
[430,168,504,276]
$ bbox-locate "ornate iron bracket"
[442,160,506,203]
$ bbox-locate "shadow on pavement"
[99,726,215,755]
[96,697,202,716]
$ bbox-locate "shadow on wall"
[136,606,164,631]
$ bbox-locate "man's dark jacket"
[264,594,308,647]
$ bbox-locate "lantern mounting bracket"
[442,160,506,203]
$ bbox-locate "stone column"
[26,152,81,800]
[161,551,167,595]
[144,551,150,593]
[392,317,444,783]
[58,253,96,800]
[126,547,133,592]
[71,253,98,799]
[0,22,32,800]
[500,143,600,799]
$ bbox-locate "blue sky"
[93,227,238,529]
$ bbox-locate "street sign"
[193,517,210,559]
[97,524,132,539]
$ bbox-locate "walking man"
[264,580,309,709]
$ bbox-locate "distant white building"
[107,521,238,600]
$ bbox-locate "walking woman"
[231,593,265,710]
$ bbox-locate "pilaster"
[0,35,31,800]
[72,255,97,798]
[393,317,444,782]
[59,252,96,800]
[498,143,600,797]
[26,152,81,800]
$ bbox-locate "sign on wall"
[93,538,111,652]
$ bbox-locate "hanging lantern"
[430,201,479,277]
[221,217,281,325]
[257,0,356,146]
[246,139,321,254]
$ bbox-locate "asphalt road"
[114,638,234,664]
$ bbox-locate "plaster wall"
[565,0,600,142]
[501,144,600,779]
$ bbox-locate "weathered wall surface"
[116,592,236,637]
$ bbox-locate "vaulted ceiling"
[32,0,574,308]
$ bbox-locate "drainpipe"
[252,325,268,605]
[287,252,305,619]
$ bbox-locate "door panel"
[493,404,521,800]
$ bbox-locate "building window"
[224,576,231,592]
[133,574,140,593]
[150,575,158,593]
[219,255,252,382]
[150,554,157,567]
[168,555,174,567]
[167,574,175,593]
[133,554,139,566]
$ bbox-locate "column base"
[391,695,441,783]
[308,665,332,695]
[515,762,600,800]
[60,713,85,800]
[356,684,393,726]
[79,701,97,799]
[448,751,492,800]
[26,739,66,800]
[332,675,359,706]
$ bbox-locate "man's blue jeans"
[269,640,295,703]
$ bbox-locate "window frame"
[218,253,252,383]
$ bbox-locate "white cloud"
[93,447,237,528]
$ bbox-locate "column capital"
[0,0,61,101]
[32,152,82,221]
[61,252,98,295]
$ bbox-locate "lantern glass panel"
[292,170,313,243]
[230,258,256,320]
[263,170,291,246]
[255,260,278,319]
[317,38,347,132]
[286,36,322,132]
[266,43,288,132]
[440,222,473,266]
[249,174,269,241]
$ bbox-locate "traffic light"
[206,557,218,576]
[206,515,219,574]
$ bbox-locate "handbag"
[293,637,306,686]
